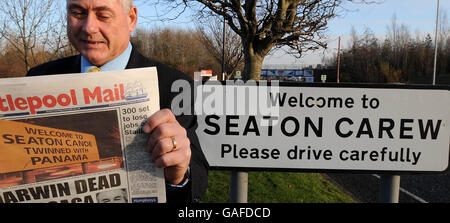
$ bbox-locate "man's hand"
[143,109,191,185]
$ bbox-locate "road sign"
[200,70,213,77]
[196,83,450,173]
[0,120,99,173]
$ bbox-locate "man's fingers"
[142,109,192,185]
[151,136,189,162]
[147,122,186,153]
[143,109,176,134]
[153,145,191,169]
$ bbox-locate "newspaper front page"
[0,68,166,203]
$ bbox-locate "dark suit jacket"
[27,47,209,203]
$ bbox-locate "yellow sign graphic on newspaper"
[0,120,100,173]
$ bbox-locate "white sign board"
[195,82,450,173]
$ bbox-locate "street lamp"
[337,36,341,83]
[432,0,440,85]
[222,16,226,81]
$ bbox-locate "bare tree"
[196,17,244,80]
[131,27,220,77]
[0,0,69,74]
[139,0,378,80]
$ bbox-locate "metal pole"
[230,171,248,203]
[379,175,400,203]
[222,16,227,81]
[432,0,440,85]
[337,36,341,83]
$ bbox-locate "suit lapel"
[125,46,157,69]
[71,55,82,73]
[124,46,169,109]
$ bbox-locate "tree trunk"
[242,42,265,81]
[243,53,263,80]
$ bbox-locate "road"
[325,170,450,203]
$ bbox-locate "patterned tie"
[87,67,101,73]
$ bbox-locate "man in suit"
[27,0,208,203]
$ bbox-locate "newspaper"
[0,68,166,203]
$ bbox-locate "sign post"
[230,171,248,203]
[379,175,400,203]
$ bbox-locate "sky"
[267,0,450,66]
[135,0,450,66]
[331,0,447,35]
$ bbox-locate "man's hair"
[119,0,134,11]
[65,0,134,12]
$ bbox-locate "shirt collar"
[81,42,132,73]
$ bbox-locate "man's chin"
[81,51,108,67]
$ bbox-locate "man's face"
[97,189,128,203]
[67,0,137,66]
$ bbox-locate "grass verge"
[202,170,356,203]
